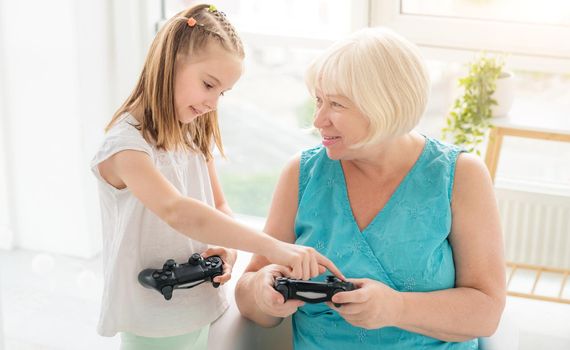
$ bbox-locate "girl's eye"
[203,81,214,89]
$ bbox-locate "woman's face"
[313,90,370,160]
[174,42,243,124]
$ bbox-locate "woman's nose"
[313,106,330,128]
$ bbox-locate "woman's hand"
[201,246,237,285]
[327,278,404,330]
[253,264,305,318]
[267,240,345,281]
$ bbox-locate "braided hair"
[107,4,245,160]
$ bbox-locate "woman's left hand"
[327,278,404,330]
[201,246,237,285]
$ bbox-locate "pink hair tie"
[187,17,197,27]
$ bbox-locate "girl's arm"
[331,153,506,341]
[98,150,342,280]
[235,156,311,327]
[206,159,234,217]
[202,159,236,284]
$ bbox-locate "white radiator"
[496,184,570,270]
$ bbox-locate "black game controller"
[138,253,224,300]
[274,275,356,307]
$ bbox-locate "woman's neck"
[343,132,425,179]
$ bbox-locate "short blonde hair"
[306,27,430,146]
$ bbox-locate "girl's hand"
[327,278,404,330]
[253,264,305,318]
[268,240,345,281]
[201,246,237,285]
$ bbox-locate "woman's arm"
[331,153,505,341]
[396,153,506,340]
[98,150,341,279]
[236,156,312,327]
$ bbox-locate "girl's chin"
[178,115,199,124]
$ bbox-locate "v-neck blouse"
[293,137,477,349]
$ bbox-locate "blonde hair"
[305,27,430,146]
[106,4,244,160]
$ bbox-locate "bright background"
[0,0,569,349]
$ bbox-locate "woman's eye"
[315,97,322,105]
[331,101,343,108]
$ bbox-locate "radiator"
[496,185,570,270]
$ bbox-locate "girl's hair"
[305,27,430,147]
[106,4,244,160]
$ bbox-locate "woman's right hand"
[253,264,305,318]
[267,240,345,281]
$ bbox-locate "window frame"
[371,0,570,73]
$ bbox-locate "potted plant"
[442,54,511,154]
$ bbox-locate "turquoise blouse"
[293,137,477,349]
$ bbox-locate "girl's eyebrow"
[206,74,221,85]
[206,73,233,91]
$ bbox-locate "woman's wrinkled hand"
[327,278,403,330]
[253,264,306,318]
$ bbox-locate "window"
[160,0,368,216]
[372,0,570,73]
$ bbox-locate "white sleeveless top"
[90,114,228,337]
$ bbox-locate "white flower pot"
[492,71,515,118]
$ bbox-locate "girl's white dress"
[91,114,228,337]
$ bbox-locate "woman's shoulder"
[425,136,464,157]
[300,144,327,166]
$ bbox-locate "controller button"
[165,270,172,276]
[165,259,176,269]
[326,276,337,282]
[189,253,201,265]
[153,272,160,279]
[160,275,168,280]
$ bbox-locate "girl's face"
[174,42,243,124]
[313,90,370,160]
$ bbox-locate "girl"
[91,4,342,349]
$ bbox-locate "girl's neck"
[129,104,144,123]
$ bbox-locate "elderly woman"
[235,27,505,349]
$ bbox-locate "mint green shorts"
[120,325,209,350]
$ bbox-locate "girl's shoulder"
[92,114,154,170]
[105,114,144,139]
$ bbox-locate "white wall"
[0,0,113,258]
[0,0,162,258]
[0,0,12,252]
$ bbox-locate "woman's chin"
[324,148,343,160]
